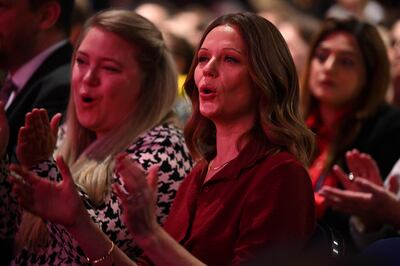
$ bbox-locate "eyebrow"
[76,51,124,67]
[316,47,359,57]
[198,47,243,54]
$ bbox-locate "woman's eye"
[224,56,239,63]
[198,56,209,63]
[314,51,328,63]
[103,66,120,73]
[338,57,355,67]
[75,57,86,65]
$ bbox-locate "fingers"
[9,164,40,185]
[354,178,384,196]
[388,175,400,194]
[50,113,62,139]
[320,186,372,215]
[55,156,73,185]
[346,149,366,178]
[332,164,354,189]
[147,165,159,192]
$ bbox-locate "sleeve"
[233,160,316,265]
[0,156,20,239]
[125,125,193,225]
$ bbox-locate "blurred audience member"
[326,0,385,25]
[301,17,400,252]
[0,0,74,163]
[70,0,93,46]
[388,19,400,107]
[0,0,74,264]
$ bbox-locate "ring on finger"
[348,172,355,182]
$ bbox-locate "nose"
[83,67,100,86]
[202,58,218,78]
[322,55,336,72]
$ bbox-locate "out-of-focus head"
[184,12,313,165]
[134,2,170,28]
[70,9,177,138]
[0,0,73,71]
[302,17,389,117]
[389,20,400,79]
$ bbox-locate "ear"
[38,1,61,30]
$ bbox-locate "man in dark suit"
[0,0,74,264]
[0,0,74,162]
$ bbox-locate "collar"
[7,40,68,93]
[200,138,274,184]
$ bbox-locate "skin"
[72,27,141,139]
[309,31,366,109]
[9,24,261,266]
[389,20,400,80]
[0,0,62,72]
[194,25,257,177]
[320,150,400,230]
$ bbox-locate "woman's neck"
[213,118,253,165]
[318,103,348,129]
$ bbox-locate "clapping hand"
[320,150,400,228]
[9,156,87,228]
[16,108,61,168]
[113,153,159,240]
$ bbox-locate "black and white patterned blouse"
[1,124,192,265]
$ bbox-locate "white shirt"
[5,40,68,110]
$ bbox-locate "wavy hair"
[184,12,314,165]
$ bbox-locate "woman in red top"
[301,17,400,251]
[10,12,316,265]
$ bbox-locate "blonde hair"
[17,9,178,250]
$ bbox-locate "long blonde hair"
[17,9,178,250]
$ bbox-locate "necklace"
[208,159,230,172]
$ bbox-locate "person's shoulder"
[144,123,184,143]
[127,123,186,152]
[261,150,305,171]
[372,104,400,123]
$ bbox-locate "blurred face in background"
[308,31,366,108]
[389,20,400,80]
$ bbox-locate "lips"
[78,92,97,107]
[199,84,217,98]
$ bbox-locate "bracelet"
[86,241,115,265]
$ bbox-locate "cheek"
[194,66,202,87]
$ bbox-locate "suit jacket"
[6,42,72,162]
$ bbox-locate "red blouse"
[306,109,347,218]
[160,140,316,266]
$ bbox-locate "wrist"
[134,224,163,250]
